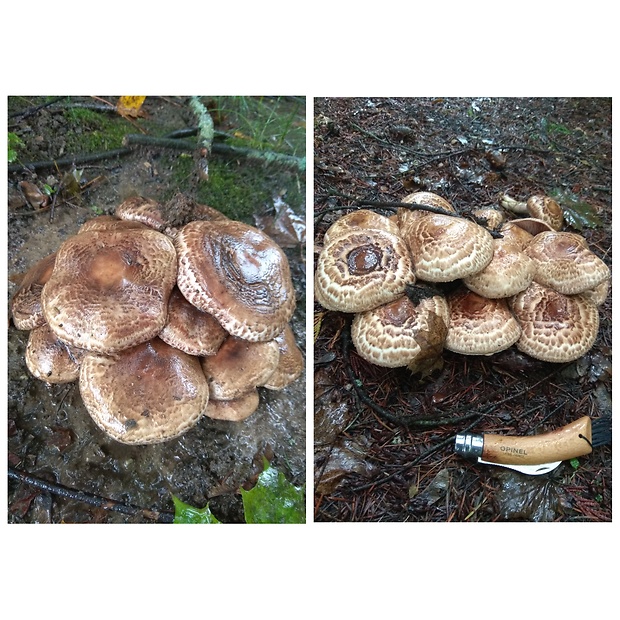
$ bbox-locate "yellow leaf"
[117,96,146,118]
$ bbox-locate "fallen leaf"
[116,96,146,119]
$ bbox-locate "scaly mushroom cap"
[25,323,86,384]
[158,287,227,356]
[580,278,610,306]
[315,228,414,313]
[204,389,261,422]
[401,191,456,211]
[524,231,610,295]
[261,324,305,390]
[323,209,400,246]
[115,196,167,231]
[397,191,457,240]
[526,195,563,230]
[175,219,296,342]
[472,208,505,230]
[41,227,177,354]
[79,338,209,444]
[445,289,521,355]
[463,238,535,299]
[11,253,57,330]
[77,215,148,234]
[509,282,599,363]
[351,293,449,368]
[498,221,534,251]
[201,336,280,401]
[404,213,494,282]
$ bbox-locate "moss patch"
[163,151,304,223]
[62,107,131,153]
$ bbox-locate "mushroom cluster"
[11,195,304,445]
[315,191,609,369]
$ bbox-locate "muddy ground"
[7,96,306,523]
[313,97,612,522]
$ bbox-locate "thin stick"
[8,466,174,523]
[8,148,132,174]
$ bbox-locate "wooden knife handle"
[482,416,593,465]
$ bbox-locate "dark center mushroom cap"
[175,219,296,342]
[351,293,449,368]
[445,289,521,355]
[315,228,414,313]
[41,227,177,354]
[524,231,610,295]
[509,282,599,363]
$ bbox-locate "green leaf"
[172,495,221,524]
[550,189,603,230]
[569,458,580,470]
[240,458,306,524]
[8,132,24,163]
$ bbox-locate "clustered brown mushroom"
[315,191,609,369]
[11,195,304,445]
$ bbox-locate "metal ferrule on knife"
[454,416,594,475]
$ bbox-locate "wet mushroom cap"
[115,196,167,231]
[77,215,148,234]
[526,195,563,230]
[401,191,456,212]
[509,282,599,363]
[472,208,505,230]
[397,191,457,240]
[403,213,494,282]
[580,278,610,306]
[11,252,57,330]
[204,389,261,422]
[315,228,414,313]
[261,325,305,390]
[463,238,535,299]
[201,336,280,401]
[524,231,610,294]
[25,323,86,384]
[175,219,296,342]
[323,210,400,246]
[158,287,227,356]
[445,289,521,355]
[497,221,534,250]
[41,227,177,353]
[351,293,449,368]
[79,338,209,445]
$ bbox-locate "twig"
[211,142,306,172]
[123,134,196,151]
[8,466,175,523]
[8,96,66,121]
[8,148,132,174]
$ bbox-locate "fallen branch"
[8,147,132,174]
[210,141,306,172]
[8,466,175,523]
[123,132,306,172]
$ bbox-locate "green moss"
[163,152,304,224]
[62,107,131,153]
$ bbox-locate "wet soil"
[313,97,611,522]
[7,96,306,523]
